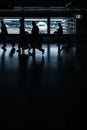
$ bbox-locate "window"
[24,18,47,34]
[50,17,76,34]
[0,17,76,34]
[0,18,20,34]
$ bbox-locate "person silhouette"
[0,20,8,51]
[17,17,31,53]
[17,18,25,53]
[30,21,44,56]
[56,23,63,51]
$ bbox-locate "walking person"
[0,20,8,51]
[17,17,31,53]
[17,17,25,53]
[56,23,63,51]
[30,21,45,56]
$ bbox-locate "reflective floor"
[0,43,85,129]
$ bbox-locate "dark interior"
[0,0,87,129]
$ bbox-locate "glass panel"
[50,17,76,34]
[24,18,47,34]
[0,17,76,34]
[0,18,20,34]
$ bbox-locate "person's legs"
[58,36,62,51]
[1,43,6,48]
[58,39,60,51]
[36,40,45,55]
[17,44,21,53]
[1,37,7,51]
[37,46,45,55]
[17,41,21,53]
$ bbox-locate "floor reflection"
[0,42,81,129]
[0,43,78,72]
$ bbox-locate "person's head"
[32,21,36,26]
[1,20,4,25]
[58,23,61,27]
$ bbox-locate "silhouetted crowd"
[0,18,65,56]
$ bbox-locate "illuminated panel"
[0,18,20,34]
[24,18,47,34]
[50,17,76,34]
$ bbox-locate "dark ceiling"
[0,0,87,8]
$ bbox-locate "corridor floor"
[0,43,83,129]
